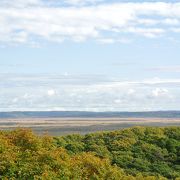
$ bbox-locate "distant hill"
[0,111,180,118]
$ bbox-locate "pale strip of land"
[0,117,179,128]
[0,117,179,135]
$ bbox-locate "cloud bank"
[0,1,180,45]
[0,74,180,112]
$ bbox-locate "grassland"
[0,117,179,135]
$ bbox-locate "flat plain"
[0,117,179,135]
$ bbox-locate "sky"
[0,0,180,112]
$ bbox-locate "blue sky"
[0,0,180,111]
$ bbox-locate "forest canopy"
[0,126,179,179]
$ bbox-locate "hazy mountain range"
[1,111,180,119]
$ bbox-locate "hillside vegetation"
[0,126,179,179]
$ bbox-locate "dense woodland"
[0,126,179,179]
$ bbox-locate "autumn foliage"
[0,127,179,179]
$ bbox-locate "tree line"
[0,126,179,179]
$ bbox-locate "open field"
[0,117,179,135]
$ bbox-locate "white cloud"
[127,89,135,95]
[0,2,180,45]
[0,0,42,8]
[163,18,180,25]
[64,0,103,6]
[12,98,18,103]
[152,88,169,97]
[98,37,132,44]
[47,89,56,96]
